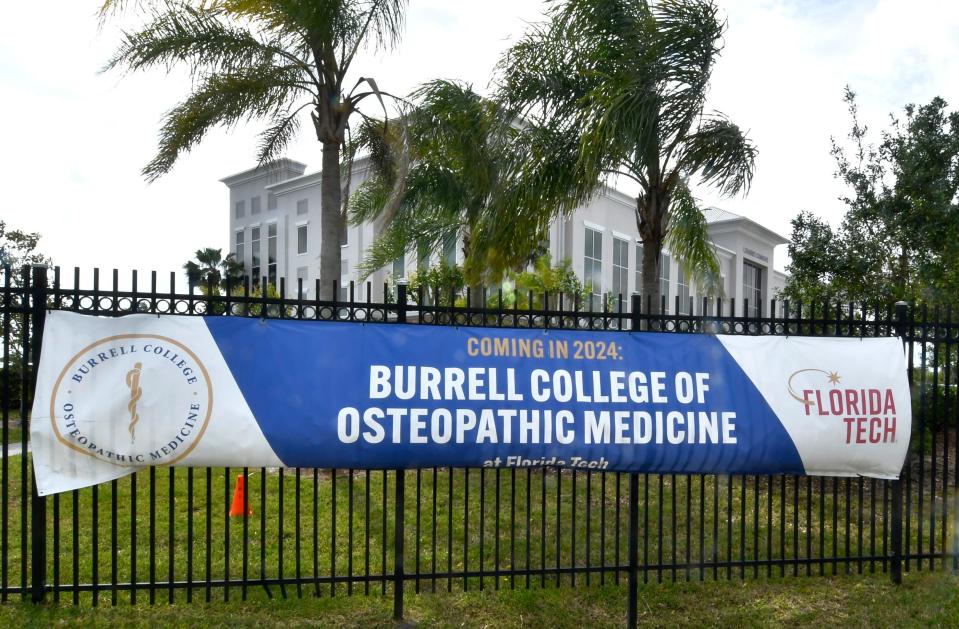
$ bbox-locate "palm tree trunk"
[320,141,343,299]
[638,192,666,315]
[640,234,662,314]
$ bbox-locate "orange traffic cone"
[229,474,253,517]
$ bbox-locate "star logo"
[787,369,843,406]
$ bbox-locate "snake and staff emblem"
[125,362,143,442]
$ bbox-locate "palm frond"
[255,103,308,165]
[348,175,392,225]
[497,0,729,189]
[220,251,245,289]
[184,246,226,288]
[504,121,598,220]
[183,260,203,285]
[350,79,512,280]
[576,73,660,183]
[357,204,460,279]
[194,247,223,266]
[495,0,748,303]
[494,19,596,122]
[650,0,723,145]
[347,117,405,178]
[104,2,309,78]
[222,0,406,61]
[97,0,148,23]
[347,114,413,225]
[653,0,722,89]
[144,63,301,180]
[351,0,408,55]
[664,182,722,296]
[407,80,500,212]
[678,113,757,195]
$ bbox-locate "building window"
[677,264,691,314]
[296,266,309,296]
[250,226,261,285]
[268,193,277,210]
[612,237,629,301]
[250,196,261,215]
[341,217,349,246]
[584,228,602,305]
[659,253,671,313]
[392,254,405,281]
[297,224,308,255]
[416,242,434,304]
[417,241,430,270]
[743,261,763,317]
[296,199,308,215]
[267,223,277,287]
[234,200,245,219]
[442,234,457,267]
[235,230,245,270]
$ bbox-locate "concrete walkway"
[0,443,23,458]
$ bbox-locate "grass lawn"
[4,426,21,445]
[1,413,956,626]
[3,407,22,445]
[4,460,944,604]
[0,572,956,627]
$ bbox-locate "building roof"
[701,207,743,224]
[223,157,787,245]
[219,158,307,187]
[264,169,323,194]
[702,206,788,245]
[263,154,373,195]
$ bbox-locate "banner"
[30,311,911,495]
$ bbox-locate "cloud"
[3,0,958,278]
[696,0,959,268]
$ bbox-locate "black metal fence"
[1,265,957,625]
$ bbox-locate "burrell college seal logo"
[49,334,213,466]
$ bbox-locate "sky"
[3,0,959,282]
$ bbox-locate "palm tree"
[184,247,244,293]
[496,0,756,311]
[348,80,530,290]
[102,0,407,298]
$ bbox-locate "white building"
[222,158,788,312]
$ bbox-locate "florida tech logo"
[50,334,213,466]
[787,368,898,444]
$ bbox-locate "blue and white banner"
[30,311,911,495]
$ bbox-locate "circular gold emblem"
[50,334,213,466]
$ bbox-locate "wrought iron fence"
[1,265,956,626]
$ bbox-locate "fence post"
[891,301,908,585]
[393,469,405,621]
[393,280,407,621]
[626,473,639,627]
[396,280,408,325]
[627,294,641,628]
[29,265,48,603]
